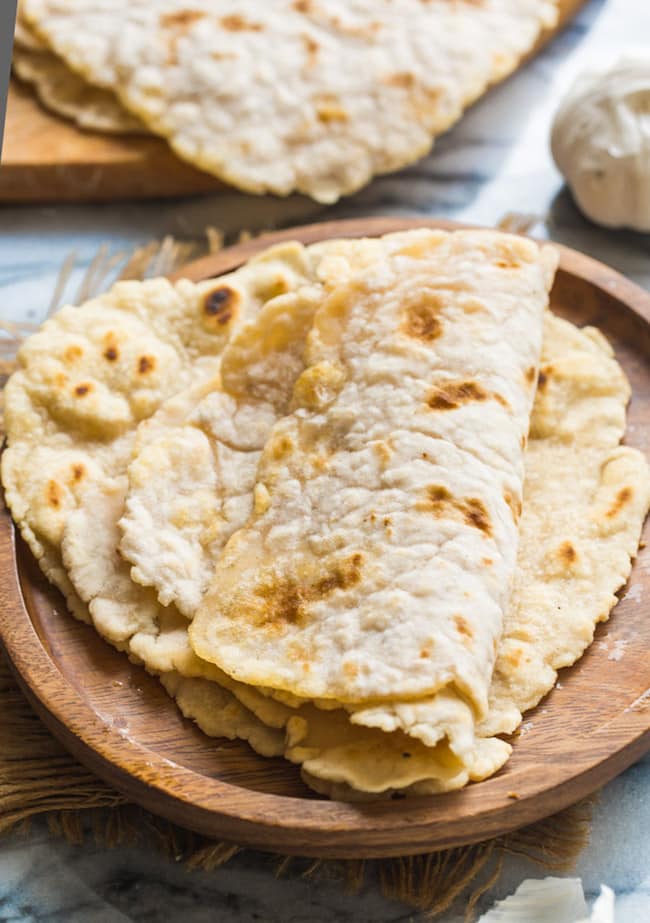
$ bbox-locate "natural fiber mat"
[0,226,592,920]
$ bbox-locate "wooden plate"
[1,217,649,859]
[1,0,587,203]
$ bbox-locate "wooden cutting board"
[1,217,649,859]
[0,0,588,203]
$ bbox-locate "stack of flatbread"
[14,0,560,201]
[3,228,649,799]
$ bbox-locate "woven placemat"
[0,227,592,920]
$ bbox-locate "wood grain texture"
[1,216,649,860]
[0,81,225,202]
[0,0,587,203]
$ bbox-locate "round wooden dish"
[1,218,649,859]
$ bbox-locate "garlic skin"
[551,55,650,232]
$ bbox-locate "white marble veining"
[1,1,649,920]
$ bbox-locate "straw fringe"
[0,632,594,920]
[0,227,592,919]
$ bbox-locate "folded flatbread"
[71,299,650,798]
[190,230,556,714]
[23,0,558,201]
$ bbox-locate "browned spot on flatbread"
[557,540,578,566]
[327,14,382,38]
[537,366,552,391]
[270,434,294,461]
[220,14,263,31]
[506,648,523,668]
[419,646,431,659]
[137,355,156,375]
[162,10,207,64]
[462,498,492,535]
[420,484,453,515]
[402,297,443,342]
[374,441,392,464]
[257,274,292,302]
[103,346,118,361]
[427,380,510,411]
[203,286,240,329]
[385,71,415,88]
[428,380,488,410]
[396,236,443,260]
[73,383,92,397]
[257,579,304,629]
[161,10,206,28]
[482,557,494,567]
[64,345,83,363]
[309,454,328,473]
[461,297,485,314]
[418,486,493,537]
[454,614,474,640]
[247,554,363,633]
[301,33,319,58]
[293,0,312,11]
[525,365,536,385]
[70,464,85,483]
[316,95,349,123]
[503,489,522,521]
[606,486,634,519]
[489,391,509,408]
[315,553,363,596]
[343,661,358,679]
[46,480,62,509]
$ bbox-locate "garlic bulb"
[551,55,650,231]
[477,878,615,923]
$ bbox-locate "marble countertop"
[1,0,649,919]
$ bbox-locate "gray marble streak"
[1,0,650,919]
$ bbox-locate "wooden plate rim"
[1,217,649,858]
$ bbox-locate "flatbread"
[13,45,146,134]
[14,2,48,50]
[190,230,556,708]
[307,315,650,798]
[1,242,319,618]
[13,0,145,133]
[161,672,285,759]
[120,283,326,616]
[479,316,650,737]
[162,673,494,795]
[74,308,650,799]
[23,0,558,201]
